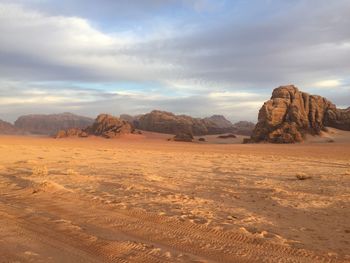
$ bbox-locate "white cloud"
[0,1,349,121]
[312,79,342,88]
[0,3,176,82]
[209,91,259,99]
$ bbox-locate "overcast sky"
[0,0,349,122]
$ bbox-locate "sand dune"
[0,133,350,262]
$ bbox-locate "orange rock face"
[87,114,133,138]
[55,114,133,139]
[250,85,350,143]
[55,128,88,138]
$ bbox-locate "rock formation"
[55,128,88,138]
[324,106,350,131]
[86,114,133,138]
[15,112,94,135]
[173,132,194,142]
[136,110,250,136]
[137,110,208,135]
[56,114,133,139]
[119,111,254,136]
[249,85,350,143]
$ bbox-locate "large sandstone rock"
[55,128,88,138]
[137,110,208,135]
[56,114,133,139]
[250,85,350,143]
[120,111,254,136]
[87,114,133,138]
[173,132,194,142]
[324,106,350,131]
[137,110,248,136]
[15,112,94,135]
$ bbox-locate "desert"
[1,1,350,262]
[0,128,350,262]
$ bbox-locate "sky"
[0,0,349,123]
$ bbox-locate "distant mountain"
[232,121,255,136]
[137,110,207,135]
[14,112,94,135]
[0,119,22,134]
[201,115,235,134]
[203,115,233,128]
[135,110,254,136]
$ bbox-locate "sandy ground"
[0,130,350,262]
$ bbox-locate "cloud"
[313,80,342,88]
[0,80,262,123]
[0,0,349,121]
[0,2,178,83]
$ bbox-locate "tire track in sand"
[0,187,342,263]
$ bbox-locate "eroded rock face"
[119,111,254,136]
[15,113,94,135]
[55,128,88,138]
[137,110,243,136]
[87,114,133,138]
[250,85,350,143]
[138,110,208,135]
[324,107,350,131]
[173,132,194,142]
[56,114,133,139]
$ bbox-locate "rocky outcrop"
[324,106,350,131]
[55,128,88,138]
[173,132,194,142]
[0,119,23,134]
[15,112,94,135]
[249,85,350,143]
[137,110,208,135]
[56,114,133,139]
[86,114,133,138]
[137,110,248,136]
[120,111,254,136]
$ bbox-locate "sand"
[0,131,349,262]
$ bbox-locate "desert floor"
[0,131,349,262]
